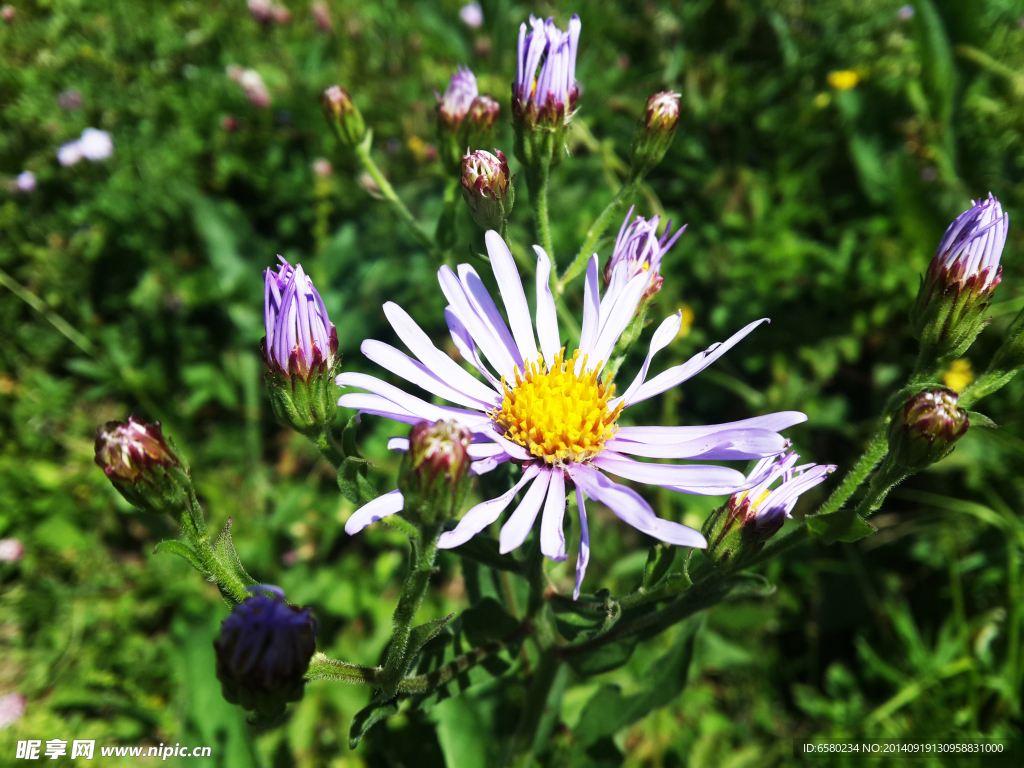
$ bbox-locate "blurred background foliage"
[2,0,1024,765]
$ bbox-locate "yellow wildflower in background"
[943,358,973,393]
[827,70,859,90]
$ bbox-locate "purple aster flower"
[0,538,24,563]
[57,88,83,110]
[460,3,483,28]
[0,693,25,729]
[437,66,479,131]
[58,140,83,166]
[15,171,35,193]
[337,230,807,598]
[513,14,581,125]
[603,206,685,301]
[262,256,338,380]
[722,452,835,541]
[215,585,318,716]
[79,128,113,161]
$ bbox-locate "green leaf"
[340,415,363,459]
[407,614,455,662]
[349,695,401,749]
[642,544,676,589]
[461,598,520,650]
[154,539,206,575]
[573,616,704,746]
[806,508,877,543]
[565,634,639,677]
[337,456,378,506]
[965,410,997,429]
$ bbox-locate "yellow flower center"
[491,349,624,466]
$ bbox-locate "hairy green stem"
[380,523,442,698]
[355,139,441,259]
[314,429,345,469]
[815,430,889,517]
[307,620,532,693]
[557,175,640,292]
[529,155,556,275]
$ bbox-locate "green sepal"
[212,517,258,592]
[806,507,877,543]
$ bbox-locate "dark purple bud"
[215,585,318,719]
[461,150,514,230]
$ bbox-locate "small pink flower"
[459,2,482,28]
[312,158,333,177]
[0,6,14,23]
[14,172,35,193]
[310,1,333,32]
[0,694,25,729]
[0,538,24,562]
[58,141,83,166]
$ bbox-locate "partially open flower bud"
[910,194,1008,361]
[215,585,318,721]
[630,91,680,175]
[512,14,581,173]
[603,206,685,301]
[437,66,478,133]
[461,149,514,231]
[262,257,342,436]
[887,388,969,472]
[397,420,473,526]
[94,417,194,518]
[703,452,834,566]
[322,85,365,147]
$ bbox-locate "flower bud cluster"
[461,149,514,231]
[262,257,341,436]
[94,416,194,519]
[435,66,500,173]
[398,420,473,526]
[910,194,1008,361]
[886,388,969,473]
[215,586,318,720]
[603,206,685,301]
[322,85,366,147]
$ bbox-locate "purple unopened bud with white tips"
[911,194,1008,361]
[262,257,342,436]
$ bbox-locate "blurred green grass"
[3,0,1024,765]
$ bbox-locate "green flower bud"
[94,417,195,519]
[630,91,680,176]
[397,420,473,526]
[322,85,365,147]
[460,149,514,231]
[887,388,969,472]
